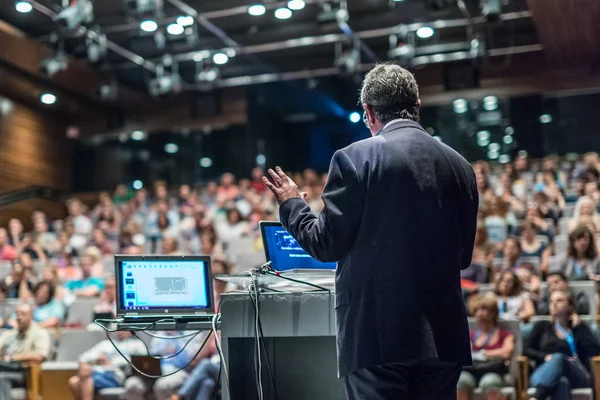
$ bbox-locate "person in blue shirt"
[8,281,65,329]
[65,258,104,298]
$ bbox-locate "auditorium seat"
[559,218,570,235]
[553,235,568,256]
[1,299,21,322]
[65,299,98,327]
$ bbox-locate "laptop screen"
[261,222,337,271]
[117,258,212,312]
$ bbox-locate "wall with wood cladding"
[0,99,73,193]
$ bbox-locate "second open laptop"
[114,255,214,322]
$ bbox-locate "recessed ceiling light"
[132,180,143,190]
[164,143,179,154]
[416,26,434,39]
[15,1,32,13]
[199,157,213,168]
[213,52,229,65]
[248,4,266,16]
[130,130,145,141]
[140,20,158,32]
[40,93,56,105]
[288,0,305,10]
[539,114,552,124]
[274,7,292,20]
[176,15,194,27]
[166,23,184,35]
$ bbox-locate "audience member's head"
[43,265,60,286]
[221,173,236,188]
[102,276,116,303]
[161,237,178,255]
[568,226,597,260]
[549,290,575,321]
[0,228,8,247]
[212,256,233,296]
[494,271,522,297]
[16,304,33,333]
[34,281,55,306]
[546,272,570,294]
[521,221,537,242]
[503,237,521,263]
[226,208,243,225]
[68,198,86,217]
[469,294,499,326]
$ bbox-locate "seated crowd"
[1,153,600,399]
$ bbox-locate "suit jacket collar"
[376,119,425,136]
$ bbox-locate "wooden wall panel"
[0,198,66,231]
[0,100,73,193]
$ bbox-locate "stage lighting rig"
[86,31,107,63]
[334,42,360,75]
[388,30,415,66]
[54,0,94,30]
[125,0,163,14]
[317,1,348,26]
[148,55,181,97]
[481,0,503,22]
[39,52,68,77]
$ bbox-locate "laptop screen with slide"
[114,255,214,317]
[260,221,337,271]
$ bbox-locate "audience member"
[537,272,590,316]
[484,197,517,245]
[4,262,34,301]
[41,265,67,301]
[0,304,51,400]
[458,295,514,400]
[7,218,24,249]
[556,226,599,281]
[69,331,146,400]
[525,290,600,399]
[94,276,116,317]
[65,256,104,298]
[569,196,600,233]
[8,281,65,329]
[0,228,17,261]
[493,272,535,322]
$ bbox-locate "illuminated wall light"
[453,98,468,114]
[518,150,528,158]
[539,114,552,124]
[488,143,500,152]
[164,143,179,154]
[416,26,434,39]
[499,155,510,164]
[248,4,266,16]
[288,0,305,10]
[176,15,194,27]
[477,130,490,141]
[140,20,158,32]
[199,157,213,168]
[212,52,229,65]
[503,135,513,144]
[256,154,267,164]
[274,7,292,19]
[40,93,57,105]
[483,95,498,111]
[132,180,143,190]
[505,126,514,135]
[130,130,146,141]
[348,112,361,123]
[15,1,33,13]
[166,23,184,35]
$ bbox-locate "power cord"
[249,272,264,400]
[258,262,331,292]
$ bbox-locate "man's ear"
[416,99,422,109]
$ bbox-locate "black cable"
[213,300,223,400]
[263,270,331,292]
[131,330,202,360]
[102,328,213,379]
[249,290,281,400]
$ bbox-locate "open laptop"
[259,221,337,273]
[114,255,214,322]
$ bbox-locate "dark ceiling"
[0,0,541,93]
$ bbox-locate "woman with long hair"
[493,271,535,322]
[556,226,599,281]
[526,290,600,400]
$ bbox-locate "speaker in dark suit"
[263,64,478,400]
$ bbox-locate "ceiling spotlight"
[40,93,57,105]
[518,150,528,158]
[477,137,490,147]
[505,126,514,135]
[288,0,305,10]
[39,53,68,77]
[274,7,293,19]
[132,180,143,190]
[483,95,498,111]
[15,1,32,13]
[131,130,145,141]
[503,135,513,144]
[248,4,266,16]
[256,154,267,165]
[199,157,213,168]
[539,114,552,124]
[164,143,179,154]
[477,130,490,141]
[197,67,219,82]
[166,23,184,35]
[416,26,434,39]
[488,142,500,152]
[212,52,229,65]
[176,15,194,26]
[499,154,510,164]
[54,0,93,30]
[453,98,468,114]
[487,149,499,160]
[348,112,361,123]
[140,20,158,32]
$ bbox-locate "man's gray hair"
[360,63,420,123]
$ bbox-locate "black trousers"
[344,359,462,400]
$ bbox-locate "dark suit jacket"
[279,120,478,377]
